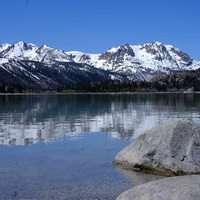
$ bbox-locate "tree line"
[1,72,200,93]
[58,74,200,93]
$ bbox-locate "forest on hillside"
[58,73,200,93]
[1,70,200,93]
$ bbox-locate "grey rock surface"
[114,119,200,175]
[116,175,200,200]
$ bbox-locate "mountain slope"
[0,59,128,89]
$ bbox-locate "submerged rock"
[116,166,165,187]
[114,119,200,175]
[116,175,200,200]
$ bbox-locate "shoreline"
[1,91,200,95]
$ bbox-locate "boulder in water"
[114,119,200,175]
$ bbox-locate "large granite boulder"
[116,175,200,200]
[114,119,200,175]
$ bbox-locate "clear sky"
[1,0,200,59]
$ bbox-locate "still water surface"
[0,93,200,199]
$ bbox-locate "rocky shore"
[114,119,200,199]
[116,175,200,200]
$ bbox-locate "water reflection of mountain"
[0,93,200,146]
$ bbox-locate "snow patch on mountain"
[0,58,9,64]
[66,51,85,62]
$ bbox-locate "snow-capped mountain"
[0,41,37,59]
[0,41,200,89]
[0,41,73,64]
[66,42,200,80]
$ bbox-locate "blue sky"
[1,0,200,59]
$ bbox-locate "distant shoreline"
[1,91,200,95]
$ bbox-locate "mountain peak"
[0,41,38,59]
[99,43,135,64]
[43,44,49,48]
[152,41,162,45]
[39,44,51,50]
[15,41,25,45]
[32,44,73,63]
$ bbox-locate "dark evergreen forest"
[1,70,200,93]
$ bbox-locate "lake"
[0,93,200,199]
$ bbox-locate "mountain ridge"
[66,42,200,80]
[0,41,200,90]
